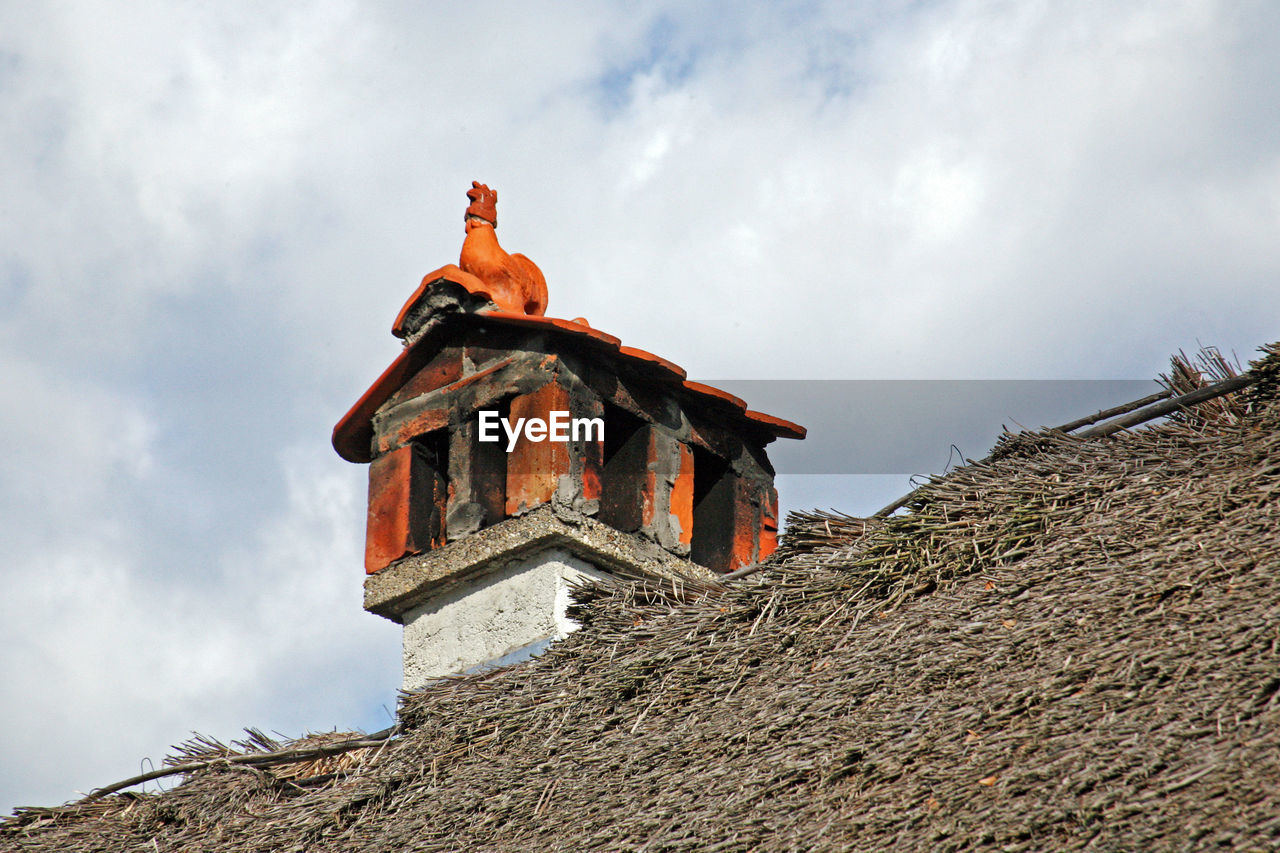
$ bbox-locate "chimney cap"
[332,309,805,464]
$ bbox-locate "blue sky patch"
[593,15,699,114]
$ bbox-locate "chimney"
[333,183,805,688]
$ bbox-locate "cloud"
[0,442,396,809]
[510,0,1280,378]
[2,0,1279,814]
[0,351,157,555]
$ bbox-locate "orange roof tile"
[334,314,802,463]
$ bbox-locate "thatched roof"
[5,344,1280,852]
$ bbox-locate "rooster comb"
[465,181,498,226]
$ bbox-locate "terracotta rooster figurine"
[393,182,558,340]
[457,182,548,316]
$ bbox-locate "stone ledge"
[363,503,717,622]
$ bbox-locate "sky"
[2,0,1278,814]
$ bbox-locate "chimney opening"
[449,397,509,539]
[409,429,450,551]
[415,428,449,477]
[690,444,734,571]
[599,403,647,533]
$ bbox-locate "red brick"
[728,481,760,571]
[575,397,605,505]
[365,447,415,573]
[758,485,779,561]
[388,347,464,405]
[376,406,449,455]
[641,435,659,529]
[442,356,517,394]
[581,448,602,503]
[364,444,447,573]
[505,382,572,515]
[670,442,695,547]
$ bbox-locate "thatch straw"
[4,341,1280,852]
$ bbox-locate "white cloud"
[0,443,395,809]
[0,351,156,537]
[2,0,1279,814]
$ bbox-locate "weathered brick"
[364,444,447,573]
[446,418,506,538]
[758,484,779,561]
[670,441,695,548]
[686,415,744,463]
[571,394,604,509]
[640,431,685,551]
[729,480,761,571]
[366,446,413,572]
[642,436,659,530]
[505,381,573,515]
[387,346,464,407]
[465,327,537,373]
[586,368,679,428]
[344,312,801,581]
[376,406,449,455]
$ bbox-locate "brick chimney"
[334,184,804,688]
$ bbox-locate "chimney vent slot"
[409,431,449,551]
[690,445,734,571]
[599,404,648,533]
